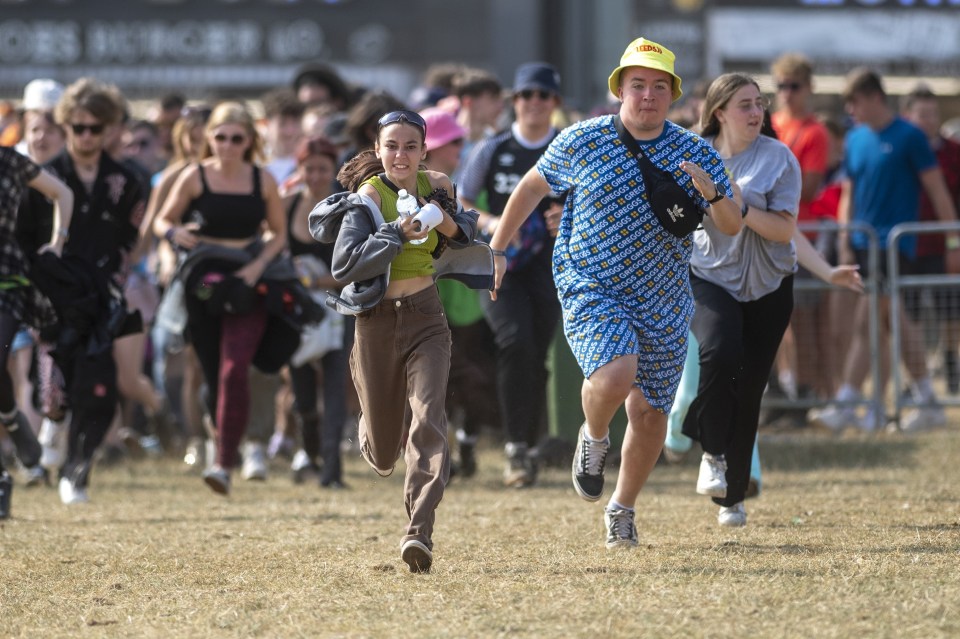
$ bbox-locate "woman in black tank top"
[282,136,352,488]
[153,102,286,496]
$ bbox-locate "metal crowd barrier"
[888,221,960,428]
[760,221,883,422]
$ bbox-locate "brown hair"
[201,101,263,163]
[295,134,339,165]
[770,52,814,85]
[900,84,937,113]
[842,67,885,103]
[698,73,761,138]
[54,77,124,126]
[453,67,503,99]
[336,149,383,193]
[170,107,210,164]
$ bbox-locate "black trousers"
[683,274,794,506]
[479,249,560,447]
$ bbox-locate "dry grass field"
[2,426,959,639]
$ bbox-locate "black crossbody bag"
[613,115,703,238]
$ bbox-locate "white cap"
[22,79,64,111]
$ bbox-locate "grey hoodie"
[309,191,493,315]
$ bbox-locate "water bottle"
[396,189,427,245]
[0,470,11,519]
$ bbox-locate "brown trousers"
[350,285,451,549]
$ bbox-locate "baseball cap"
[22,79,64,111]
[420,107,466,152]
[608,37,683,102]
[513,63,561,96]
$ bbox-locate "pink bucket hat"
[421,107,466,152]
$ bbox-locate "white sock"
[912,377,936,403]
[836,384,859,403]
[582,426,609,444]
[0,409,17,427]
[607,499,633,513]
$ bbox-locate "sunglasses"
[213,133,247,145]
[777,82,803,92]
[517,89,553,101]
[377,110,427,134]
[70,123,105,135]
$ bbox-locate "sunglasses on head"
[377,110,427,134]
[777,82,803,92]
[213,133,246,145]
[517,89,553,101]
[70,123,105,135]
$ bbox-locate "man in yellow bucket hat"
[487,37,743,549]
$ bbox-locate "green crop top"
[362,172,438,281]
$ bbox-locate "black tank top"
[186,164,266,239]
[287,192,333,263]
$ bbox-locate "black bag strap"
[613,115,661,178]
[377,172,402,194]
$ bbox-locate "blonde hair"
[770,53,814,85]
[698,73,761,138]
[201,101,264,163]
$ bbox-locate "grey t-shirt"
[690,134,802,302]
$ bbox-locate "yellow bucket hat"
[608,37,683,103]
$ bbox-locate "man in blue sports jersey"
[811,68,960,434]
[488,38,743,548]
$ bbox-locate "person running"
[459,62,564,488]
[18,77,146,504]
[153,101,290,496]
[0,146,72,516]
[311,109,485,572]
[488,38,743,548]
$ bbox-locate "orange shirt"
[771,112,829,222]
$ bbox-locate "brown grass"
[2,426,960,638]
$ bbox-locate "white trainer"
[241,441,268,481]
[718,502,747,527]
[58,477,89,505]
[696,452,727,498]
[900,406,947,433]
[809,405,858,433]
[38,417,68,471]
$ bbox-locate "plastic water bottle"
[396,189,427,245]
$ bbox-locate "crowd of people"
[1,43,958,566]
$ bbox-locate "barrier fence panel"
[760,221,882,427]
[887,221,960,429]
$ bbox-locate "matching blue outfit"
[537,116,731,412]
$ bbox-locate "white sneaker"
[38,417,67,471]
[858,405,885,433]
[58,477,89,505]
[718,502,747,527]
[696,452,727,498]
[900,406,947,433]
[809,405,858,433]
[241,441,268,481]
[183,437,204,467]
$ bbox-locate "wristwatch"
[706,184,725,204]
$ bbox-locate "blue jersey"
[845,117,936,257]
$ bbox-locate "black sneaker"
[459,442,477,478]
[572,424,609,501]
[0,471,12,519]
[4,412,41,468]
[604,506,638,549]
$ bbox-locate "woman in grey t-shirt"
[683,73,802,527]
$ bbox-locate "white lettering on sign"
[0,20,81,63]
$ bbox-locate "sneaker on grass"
[400,539,432,573]
[571,424,609,502]
[202,465,231,496]
[696,452,727,498]
[718,501,747,527]
[604,506,638,549]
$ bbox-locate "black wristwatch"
[706,184,725,204]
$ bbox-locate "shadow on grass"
[758,436,920,472]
